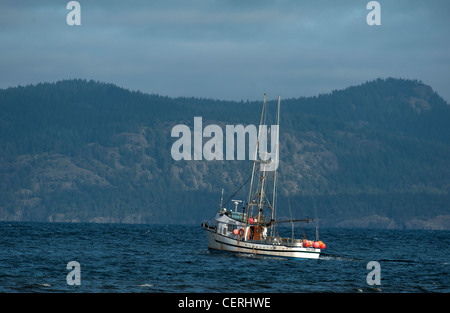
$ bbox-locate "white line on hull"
[204,227,320,259]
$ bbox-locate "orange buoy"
[319,241,326,249]
[303,239,310,247]
[233,229,239,235]
[313,241,320,248]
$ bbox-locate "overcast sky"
[1,0,449,101]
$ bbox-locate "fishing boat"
[201,94,326,259]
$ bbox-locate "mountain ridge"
[1,78,449,229]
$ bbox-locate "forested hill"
[1,78,449,229]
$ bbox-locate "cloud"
[0,0,449,101]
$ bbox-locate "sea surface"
[0,221,448,293]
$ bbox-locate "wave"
[319,252,364,262]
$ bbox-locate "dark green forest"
[0,78,449,229]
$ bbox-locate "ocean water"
[0,221,448,293]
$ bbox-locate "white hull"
[203,226,320,259]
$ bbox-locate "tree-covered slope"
[0,78,449,229]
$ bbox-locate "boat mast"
[270,95,281,236]
[257,157,267,224]
[243,95,282,237]
[245,94,267,234]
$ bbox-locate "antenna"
[232,200,242,212]
[220,188,224,210]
